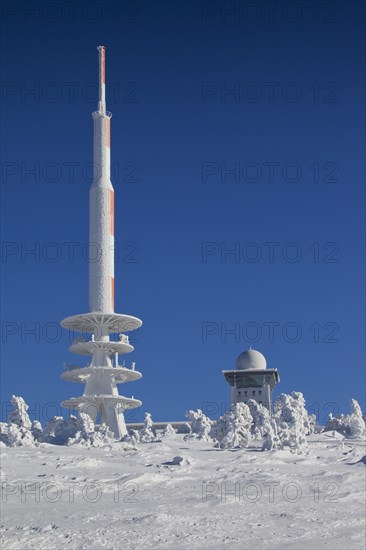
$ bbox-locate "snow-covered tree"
[185,409,213,441]
[247,399,271,439]
[1,396,36,447]
[6,423,35,447]
[134,412,159,443]
[262,418,280,451]
[0,423,8,446]
[243,399,278,450]
[139,412,155,442]
[347,400,366,438]
[161,423,176,437]
[273,392,310,453]
[66,413,95,445]
[179,422,192,434]
[276,392,314,434]
[308,413,317,435]
[124,413,160,444]
[325,400,366,439]
[8,396,32,429]
[67,414,115,447]
[213,403,253,449]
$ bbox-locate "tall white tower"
[60,47,142,438]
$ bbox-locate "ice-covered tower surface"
[60,47,143,439]
[89,45,114,314]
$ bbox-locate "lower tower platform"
[61,312,142,438]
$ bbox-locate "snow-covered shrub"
[42,414,115,446]
[213,403,253,449]
[273,392,311,453]
[185,409,213,441]
[325,413,346,433]
[90,423,116,446]
[6,423,35,447]
[178,422,192,434]
[161,423,176,437]
[31,420,43,440]
[41,415,79,445]
[325,399,366,439]
[64,413,95,446]
[124,429,141,445]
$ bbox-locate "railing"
[63,364,80,371]
[92,110,112,118]
[72,337,86,344]
[71,335,130,345]
[118,334,129,344]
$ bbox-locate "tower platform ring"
[61,366,142,383]
[61,395,142,411]
[61,312,142,333]
[69,340,134,356]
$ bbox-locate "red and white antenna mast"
[97,45,106,114]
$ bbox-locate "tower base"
[61,395,142,438]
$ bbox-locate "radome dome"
[236,348,267,370]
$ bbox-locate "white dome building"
[223,348,279,413]
[236,348,267,370]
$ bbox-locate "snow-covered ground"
[1,434,365,550]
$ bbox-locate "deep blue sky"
[1,1,365,425]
